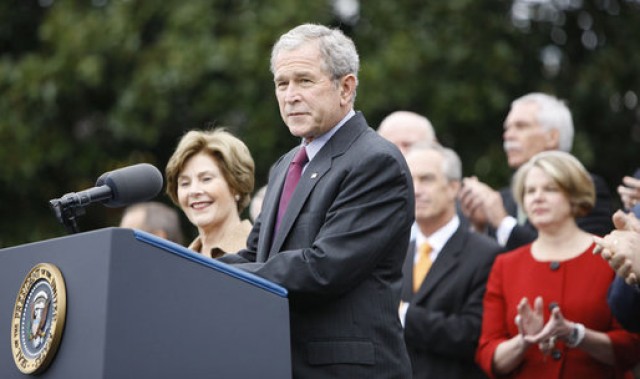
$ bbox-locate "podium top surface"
[134,229,287,298]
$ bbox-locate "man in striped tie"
[399,142,503,379]
[219,24,414,379]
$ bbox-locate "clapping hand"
[618,175,640,211]
[523,304,574,352]
[515,297,552,353]
[594,210,640,285]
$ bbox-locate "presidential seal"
[11,263,67,375]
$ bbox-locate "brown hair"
[165,128,255,213]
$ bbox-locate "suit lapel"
[253,153,294,262]
[401,242,416,301]
[414,226,466,301]
[269,152,331,255]
[267,112,369,257]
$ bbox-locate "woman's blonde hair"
[512,150,595,218]
[165,128,255,213]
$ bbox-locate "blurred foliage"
[1,0,639,247]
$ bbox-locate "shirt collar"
[415,215,460,261]
[187,220,253,258]
[303,109,355,162]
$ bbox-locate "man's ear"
[449,180,462,199]
[339,74,357,106]
[545,128,560,150]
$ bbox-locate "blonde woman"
[165,129,254,258]
[476,151,640,378]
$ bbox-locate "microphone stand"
[49,196,86,234]
[47,163,162,234]
[49,185,112,235]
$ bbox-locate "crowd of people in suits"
[118,23,640,378]
[376,96,640,378]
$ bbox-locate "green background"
[1,0,639,246]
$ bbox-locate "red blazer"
[476,242,640,379]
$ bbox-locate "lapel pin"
[311,173,318,179]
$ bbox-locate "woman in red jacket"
[476,151,640,378]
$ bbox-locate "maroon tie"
[275,146,308,232]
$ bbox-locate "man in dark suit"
[458,92,613,251]
[219,24,413,378]
[400,143,502,379]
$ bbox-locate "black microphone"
[51,163,163,210]
[95,163,163,207]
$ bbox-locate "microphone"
[95,163,164,208]
[50,163,163,211]
[49,163,164,233]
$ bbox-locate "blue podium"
[0,228,291,378]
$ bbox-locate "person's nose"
[284,83,301,103]
[187,182,204,197]
[503,126,514,141]
[530,188,545,201]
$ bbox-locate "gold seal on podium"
[11,263,67,375]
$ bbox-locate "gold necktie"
[413,242,432,292]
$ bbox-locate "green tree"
[1,0,639,247]
[0,0,332,245]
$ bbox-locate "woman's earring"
[235,194,240,202]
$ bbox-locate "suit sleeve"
[605,291,640,370]
[608,277,640,333]
[499,188,538,251]
[505,225,537,251]
[232,151,413,296]
[576,174,613,237]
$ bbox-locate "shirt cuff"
[496,216,517,247]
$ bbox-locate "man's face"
[406,149,458,228]
[503,101,557,169]
[273,42,352,141]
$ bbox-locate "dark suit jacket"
[220,112,414,379]
[401,224,502,379]
[500,173,613,251]
[608,277,640,333]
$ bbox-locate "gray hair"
[512,92,574,152]
[409,142,462,182]
[270,24,360,102]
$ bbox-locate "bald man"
[377,111,436,156]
